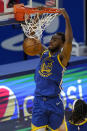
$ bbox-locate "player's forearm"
[65,16,73,43]
[60,9,73,43]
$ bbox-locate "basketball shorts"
[31,95,64,130]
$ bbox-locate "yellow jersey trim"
[65,120,68,131]
[31,123,48,131]
[69,119,87,126]
[49,119,68,131]
[57,54,65,68]
[49,51,52,57]
[40,49,48,59]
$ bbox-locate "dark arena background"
[0,0,87,131]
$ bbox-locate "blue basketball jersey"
[34,50,65,96]
[67,120,87,131]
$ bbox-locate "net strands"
[14,4,61,39]
[21,13,60,39]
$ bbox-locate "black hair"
[56,32,65,43]
[69,99,87,124]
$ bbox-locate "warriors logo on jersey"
[39,57,54,77]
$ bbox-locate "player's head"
[48,32,65,53]
[70,99,87,124]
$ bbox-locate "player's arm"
[39,43,47,57]
[59,9,73,67]
[31,6,47,56]
[36,7,48,56]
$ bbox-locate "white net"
[21,12,60,39]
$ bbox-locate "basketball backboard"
[0,0,32,26]
[0,0,58,26]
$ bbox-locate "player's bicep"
[59,41,72,66]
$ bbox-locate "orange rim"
[14,4,61,21]
[14,4,61,14]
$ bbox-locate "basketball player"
[31,8,73,131]
[67,99,87,131]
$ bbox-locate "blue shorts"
[32,95,64,130]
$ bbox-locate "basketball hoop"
[14,4,61,39]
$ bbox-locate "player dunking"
[31,8,73,131]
